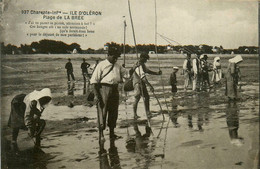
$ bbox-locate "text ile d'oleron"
[21,10,102,38]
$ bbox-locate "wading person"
[169,66,179,94]
[182,53,192,91]
[81,58,91,82]
[132,53,162,119]
[65,58,75,82]
[212,56,222,84]
[225,55,243,101]
[200,55,210,90]
[8,88,52,151]
[192,54,201,91]
[90,47,126,142]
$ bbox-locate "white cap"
[173,66,179,70]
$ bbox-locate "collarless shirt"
[90,59,126,84]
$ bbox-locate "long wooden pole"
[128,0,152,129]
[123,17,126,66]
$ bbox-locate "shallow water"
[38,84,259,169]
[2,83,259,169]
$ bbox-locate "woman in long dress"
[212,56,222,84]
[225,55,243,100]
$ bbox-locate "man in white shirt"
[192,54,201,91]
[132,53,162,119]
[90,46,125,142]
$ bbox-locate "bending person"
[8,88,52,151]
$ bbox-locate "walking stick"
[96,100,105,142]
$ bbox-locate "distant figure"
[192,54,201,91]
[182,53,192,91]
[169,66,179,94]
[212,56,222,84]
[65,58,75,82]
[200,55,210,90]
[131,53,162,119]
[8,88,52,151]
[81,58,91,82]
[225,55,243,100]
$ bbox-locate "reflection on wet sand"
[169,102,180,128]
[67,82,75,95]
[83,79,90,95]
[226,101,244,146]
[125,122,154,168]
[4,141,50,169]
[99,138,121,169]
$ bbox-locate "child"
[169,66,179,94]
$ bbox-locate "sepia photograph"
[0,0,259,168]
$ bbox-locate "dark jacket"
[65,62,73,73]
[169,72,177,85]
[81,62,90,73]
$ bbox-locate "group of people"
[65,58,99,83]
[182,53,223,92]
[89,50,243,142]
[7,45,243,152]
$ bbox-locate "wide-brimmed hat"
[173,66,179,70]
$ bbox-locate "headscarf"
[229,55,243,64]
[213,57,221,69]
[24,88,52,111]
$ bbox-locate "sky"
[1,0,258,50]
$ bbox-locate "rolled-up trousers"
[97,84,119,130]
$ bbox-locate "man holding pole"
[90,46,126,142]
[132,53,162,119]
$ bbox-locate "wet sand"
[1,54,259,169]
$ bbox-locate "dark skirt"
[171,85,177,93]
[7,94,27,129]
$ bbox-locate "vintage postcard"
[1,0,259,168]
